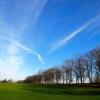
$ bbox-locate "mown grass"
[0,83,100,100]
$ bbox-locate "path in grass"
[0,83,100,100]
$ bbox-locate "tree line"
[24,47,100,84]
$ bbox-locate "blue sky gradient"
[0,0,100,80]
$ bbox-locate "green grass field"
[0,83,100,100]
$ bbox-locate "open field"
[0,83,100,100]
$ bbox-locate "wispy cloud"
[0,41,23,80]
[1,37,45,65]
[0,36,45,80]
[0,0,47,64]
[49,15,100,53]
[0,0,47,80]
[0,0,48,35]
[0,56,22,80]
[36,53,45,65]
[15,0,48,33]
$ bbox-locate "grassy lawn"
[0,83,100,100]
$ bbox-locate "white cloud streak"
[36,53,45,65]
[1,37,45,65]
[49,15,100,53]
[16,0,48,33]
[0,0,47,64]
[0,0,48,39]
[0,0,47,80]
[0,0,48,34]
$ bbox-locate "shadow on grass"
[22,84,100,96]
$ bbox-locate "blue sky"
[0,0,100,80]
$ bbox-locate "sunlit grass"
[0,83,100,100]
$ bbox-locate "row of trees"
[0,79,13,83]
[24,48,100,84]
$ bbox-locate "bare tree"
[42,68,55,84]
[61,64,66,84]
[84,53,95,83]
[90,48,100,83]
[73,66,80,84]
[53,66,62,84]
[91,48,100,72]
[63,59,74,84]
[74,55,86,84]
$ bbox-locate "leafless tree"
[90,48,100,83]
[63,59,74,84]
[74,55,86,84]
[84,53,95,83]
[42,68,55,84]
[53,66,62,84]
